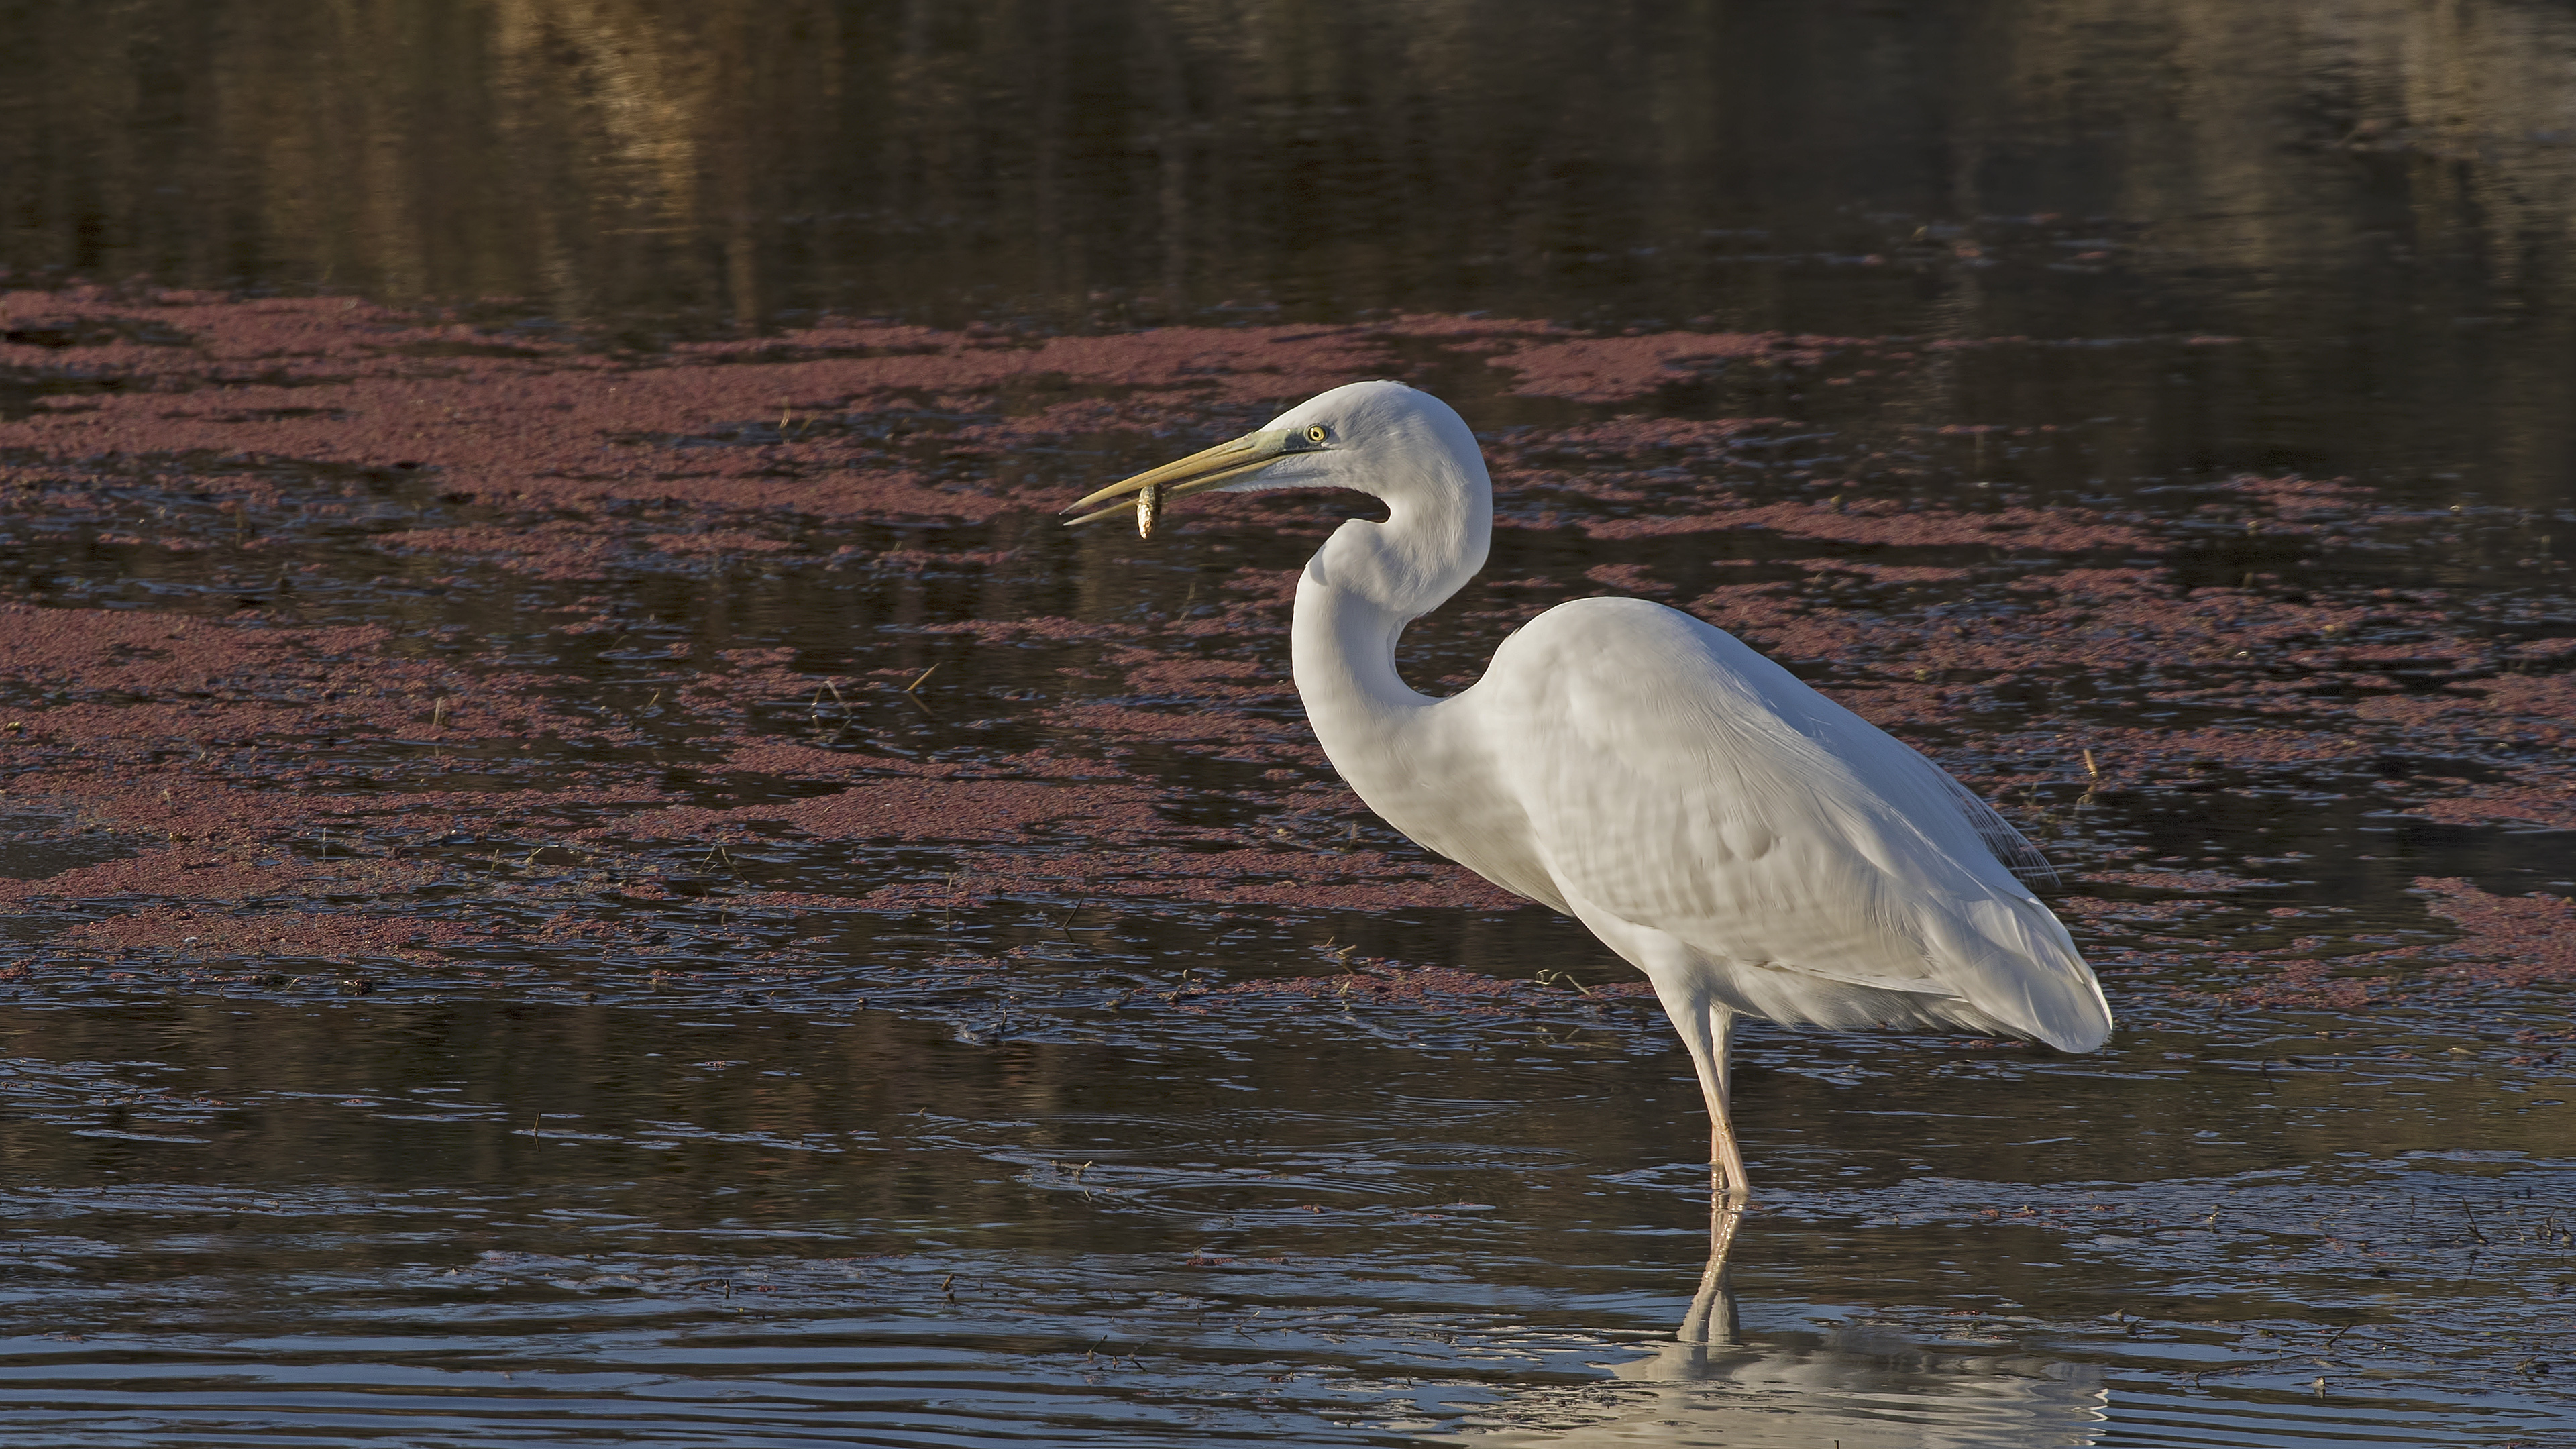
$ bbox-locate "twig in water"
[1537,969,1595,997]
[2461,1198,2491,1245]
[2082,748,2099,778]
[1057,900,1087,935]
[904,662,942,693]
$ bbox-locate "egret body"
[1067,380,2112,1200]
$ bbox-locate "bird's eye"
[1303,425,1329,445]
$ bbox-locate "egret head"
[1064,380,1493,617]
[1061,380,1487,535]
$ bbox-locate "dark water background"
[5,2,2576,1445]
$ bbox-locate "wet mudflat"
[6,2,2576,1445]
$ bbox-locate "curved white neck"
[1289,465,1491,764]
[1291,559,1425,729]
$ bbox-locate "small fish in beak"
[1061,423,1330,530]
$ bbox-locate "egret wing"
[1475,598,2108,1050]
[1940,774,2058,888]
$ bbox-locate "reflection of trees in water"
[5,0,2573,328]
[486,1,847,323]
[1988,1,2576,494]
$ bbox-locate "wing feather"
[1460,598,2108,1051]
[1941,775,2059,888]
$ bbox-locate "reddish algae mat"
[0,286,2569,1051]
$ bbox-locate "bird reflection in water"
[1459,1205,2110,1448]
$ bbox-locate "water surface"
[3,3,2574,1445]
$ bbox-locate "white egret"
[1065,380,2112,1201]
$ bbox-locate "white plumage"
[1067,380,2112,1199]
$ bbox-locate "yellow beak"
[1061,425,1319,533]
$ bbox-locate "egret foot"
[1711,1115,1752,1207]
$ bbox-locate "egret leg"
[1641,974,1749,1203]
[1549,888,1753,1201]
[1701,1001,1748,1204]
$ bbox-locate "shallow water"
[5,2,2576,1446]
